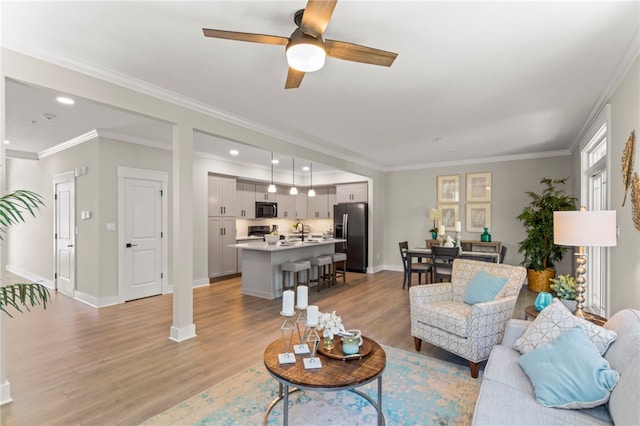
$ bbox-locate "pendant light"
[267,152,276,193]
[289,158,298,195]
[307,162,316,197]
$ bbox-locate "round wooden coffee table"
[263,336,386,426]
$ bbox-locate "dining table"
[404,247,501,288]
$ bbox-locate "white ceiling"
[2,1,639,173]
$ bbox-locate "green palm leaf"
[0,283,51,318]
[0,190,45,240]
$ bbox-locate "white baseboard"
[74,291,120,308]
[5,265,53,289]
[0,380,12,406]
[169,324,196,342]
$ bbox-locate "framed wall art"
[466,172,492,202]
[466,203,491,232]
[437,203,460,230]
[437,174,460,203]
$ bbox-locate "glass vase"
[480,227,491,242]
[323,336,334,351]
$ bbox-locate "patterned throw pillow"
[514,299,616,355]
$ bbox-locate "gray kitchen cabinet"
[336,183,368,203]
[208,217,237,278]
[208,175,236,216]
[277,192,295,218]
[255,184,276,202]
[308,188,330,218]
[236,182,256,218]
[294,192,307,219]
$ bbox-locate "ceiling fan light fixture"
[286,31,326,72]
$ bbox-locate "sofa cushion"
[518,326,619,409]
[472,379,613,426]
[514,300,616,355]
[416,300,471,338]
[463,270,508,305]
[483,344,534,396]
[602,309,640,426]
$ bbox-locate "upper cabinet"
[236,182,256,219]
[255,185,276,202]
[294,192,307,219]
[327,187,336,219]
[308,188,331,219]
[277,192,295,218]
[336,183,368,203]
[208,175,236,216]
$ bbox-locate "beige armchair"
[409,259,526,378]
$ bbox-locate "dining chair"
[499,245,508,264]
[430,246,459,282]
[399,241,432,289]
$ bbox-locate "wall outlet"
[106,223,116,231]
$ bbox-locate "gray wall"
[383,156,575,273]
[608,56,640,313]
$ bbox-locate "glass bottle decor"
[323,336,334,351]
[480,228,491,242]
[431,231,438,240]
[534,292,553,311]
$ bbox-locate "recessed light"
[229,149,239,156]
[302,166,309,171]
[56,96,75,105]
[272,159,280,164]
[3,140,10,145]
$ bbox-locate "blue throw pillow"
[463,270,508,305]
[518,326,619,409]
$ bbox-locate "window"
[580,108,610,317]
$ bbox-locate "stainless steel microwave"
[255,202,277,218]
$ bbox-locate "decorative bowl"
[264,235,279,245]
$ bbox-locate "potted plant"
[516,177,577,292]
[549,274,577,311]
[0,190,51,317]
[428,208,440,239]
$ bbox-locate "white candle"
[306,305,319,326]
[455,221,461,232]
[297,285,308,308]
[282,290,295,315]
[438,225,446,235]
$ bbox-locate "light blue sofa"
[472,309,640,425]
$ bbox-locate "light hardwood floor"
[2,270,535,425]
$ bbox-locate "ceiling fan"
[203,0,398,89]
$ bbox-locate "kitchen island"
[230,239,346,299]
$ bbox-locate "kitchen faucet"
[294,221,306,241]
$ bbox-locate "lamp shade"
[286,29,326,72]
[553,210,617,247]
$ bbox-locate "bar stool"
[309,255,332,292]
[281,260,311,291]
[331,252,347,285]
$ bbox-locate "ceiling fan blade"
[299,0,338,38]
[325,39,398,67]
[285,67,305,89]
[203,28,288,46]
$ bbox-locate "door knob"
[67,244,74,247]
[126,243,138,248]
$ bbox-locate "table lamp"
[553,208,616,320]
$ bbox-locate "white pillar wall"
[169,124,196,342]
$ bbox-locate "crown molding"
[38,130,98,159]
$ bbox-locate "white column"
[0,54,12,403]
[169,123,196,342]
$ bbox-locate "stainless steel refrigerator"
[333,203,368,273]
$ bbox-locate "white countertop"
[231,238,345,251]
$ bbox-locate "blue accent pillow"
[463,270,508,305]
[518,326,619,409]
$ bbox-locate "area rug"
[143,346,481,425]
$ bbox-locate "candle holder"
[455,231,461,248]
[303,324,322,369]
[293,305,310,354]
[278,311,297,364]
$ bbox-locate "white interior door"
[55,177,75,296]
[123,177,163,301]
